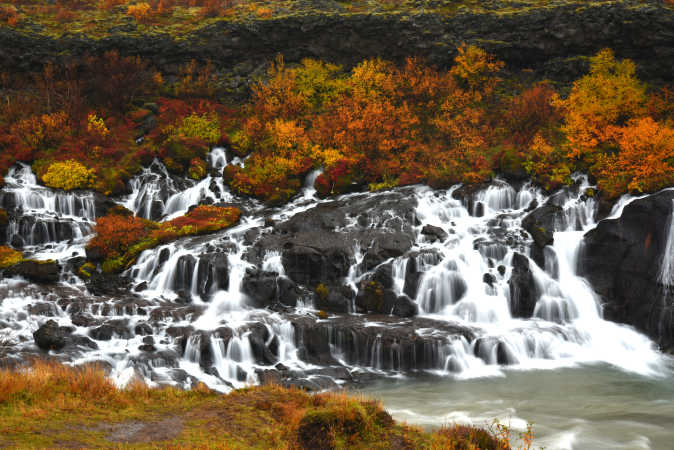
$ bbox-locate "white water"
[2,153,674,446]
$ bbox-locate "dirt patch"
[102,416,184,443]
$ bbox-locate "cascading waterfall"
[660,200,674,291]
[1,147,671,397]
[1,163,96,259]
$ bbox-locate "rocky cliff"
[1,1,673,91]
[581,190,674,351]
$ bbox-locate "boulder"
[5,260,60,284]
[421,224,448,243]
[33,320,71,351]
[522,203,564,267]
[314,284,354,314]
[508,252,539,318]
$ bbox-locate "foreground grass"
[0,361,513,449]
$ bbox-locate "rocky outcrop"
[508,252,539,318]
[33,320,98,351]
[581,190,674,350]
[5,260,60,284]
[2,1,672,91]
[522,203,565,268]
[291,314,476,371]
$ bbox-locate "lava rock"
[581,190,674,350]
[508,252,539,318]
[33,320,71,351]
[421,224,448,242]
[5,260,60,284]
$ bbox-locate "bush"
[0,246,22,269]
[42,160,96,191]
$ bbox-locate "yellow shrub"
[0,246,22,269]
[175,114,221,145]
[87,113,109,138]
[42,160,96,191]
[127,3,151,22]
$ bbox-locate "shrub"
[175,114,221,145]
[315,283,329,301]
[187,157,207,180]
[127,2,151,22]
[0,5,19,26]
[42,160,96,190]
[87,206,241,272]
[0,208,8,227]
[0,246,22,269]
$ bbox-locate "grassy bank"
[0,361,516,448]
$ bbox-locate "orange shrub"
[127,2,151,22]
[595,117,674,198]
[0,5,19,26]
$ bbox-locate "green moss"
[77,262,96,279]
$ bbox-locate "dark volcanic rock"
[5,260,60,284]
[421,224,448,243]
[522,203,565,267]
[291,314,475,371]
[508,252,539,318]
[581,190,674,350]
[314,284,354,313]
[33,320,71,351]
[1,3,673,88]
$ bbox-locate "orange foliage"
[596,117,674,197]
[0,5,19,26]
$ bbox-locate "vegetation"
[0,38,672,201]
[225,47,673,200]
[0,245,22,269]
[0,361,525,449]
[86,205,241,272]
[4,0,653,39]
[42,159,97,190]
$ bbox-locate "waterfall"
[660,200,674,290]
[2,149,671,393]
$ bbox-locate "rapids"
[1,149,673,449]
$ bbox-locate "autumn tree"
[558,49,647,164]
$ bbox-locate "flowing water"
[360,364,674,450]
[2,150,674,449]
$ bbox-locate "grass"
[0,360,516,448]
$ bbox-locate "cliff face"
[581,191,674,352]
[2,1,673,87]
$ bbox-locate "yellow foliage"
[596,117,674,197]
[558,48,647,161]
[42,160,96,191]
[0,246,22,269]
[450,43,504,92]
[127,2,151,22]
[175,114,221,144]
[87,113,109,138]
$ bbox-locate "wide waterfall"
[2,150,674,448]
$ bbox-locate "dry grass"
[0,360,513,448]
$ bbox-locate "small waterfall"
[475,179,516,212]
[123,152,234,221]
[659,200,674,290]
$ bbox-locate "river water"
[361,362,674,449]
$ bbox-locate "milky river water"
[361,362,674,450]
